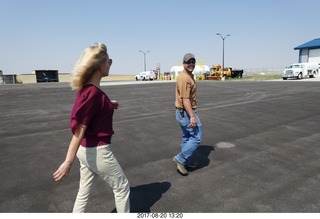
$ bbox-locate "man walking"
[173,53,202,176]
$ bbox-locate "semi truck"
[282,63,319,80]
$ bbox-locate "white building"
[294,38,320,64]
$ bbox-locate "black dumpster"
[35,70,59,83]
[0,71,18,84]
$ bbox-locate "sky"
[1,0,320,75]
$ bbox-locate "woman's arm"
[53,124,87,182]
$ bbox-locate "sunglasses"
[184,60,196,65]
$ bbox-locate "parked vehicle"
[282,63,319,80]
[135,71,155,81]
[0,70,3,84]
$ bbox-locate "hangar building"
[294,38,320,63]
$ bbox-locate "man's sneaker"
[173,157,188,176]
[186,161,198,169]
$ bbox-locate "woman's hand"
[111,100,119,109]
[53,161,72,182]
[53,124,86,182]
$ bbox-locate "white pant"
[73,145,130,213]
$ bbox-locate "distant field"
[14,74,135,84]
[101,75,134,81]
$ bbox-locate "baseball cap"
[183,53,196,63]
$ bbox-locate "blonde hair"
[71,43,108,90]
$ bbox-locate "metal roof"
[294,38,320,50]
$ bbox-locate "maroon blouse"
[70,84,114,147]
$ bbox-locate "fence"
[243,68,283,76]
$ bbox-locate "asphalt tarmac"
[1,79,320,213]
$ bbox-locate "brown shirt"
[175,69,197,109]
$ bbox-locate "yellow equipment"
[203,65,243,80]
[211,65,232,78]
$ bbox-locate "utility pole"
[216,33,230,79]
[139,50,150,71]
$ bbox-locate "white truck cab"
[282,63,319,80]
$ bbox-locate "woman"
[53,43,130,213]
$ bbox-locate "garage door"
[309,49,320,63]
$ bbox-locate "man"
[173,53,203,176]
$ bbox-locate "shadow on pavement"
[188,145,215,172]
[112,181,171,213]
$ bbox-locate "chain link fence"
[243,68,283,76]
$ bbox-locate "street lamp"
[216,33,230,78]
[139,50,150,71]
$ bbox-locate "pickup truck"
[135,71,155,81]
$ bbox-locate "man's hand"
[182,98,197,128]
[189,116,197,128]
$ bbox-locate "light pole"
[139,50,150,71]
[216,33,230,78]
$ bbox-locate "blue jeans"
[175,109,202,165]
